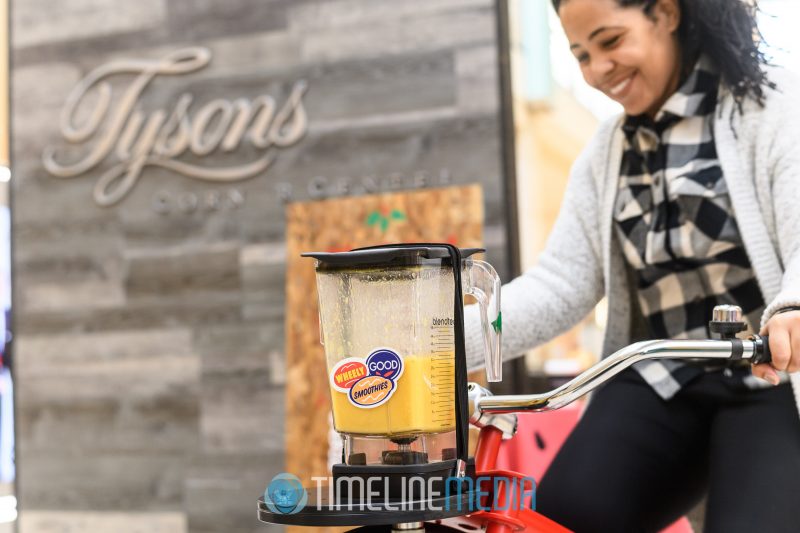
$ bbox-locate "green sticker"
[491,312,502,333]
[365,209,407,233]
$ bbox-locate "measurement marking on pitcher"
[430,324,455,429]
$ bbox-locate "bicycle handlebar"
[753,334,771,365]
[475,334,772,416]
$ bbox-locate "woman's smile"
[606,71,637,100]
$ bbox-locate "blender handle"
[465,259,502,382]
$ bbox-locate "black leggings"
[535,368,800,533]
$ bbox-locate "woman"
[466,0,800,531]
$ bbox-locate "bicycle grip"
[751,335,772,365]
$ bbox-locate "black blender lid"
[301,245,484,268]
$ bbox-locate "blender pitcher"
[303,245,501,472]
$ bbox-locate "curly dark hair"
[551,0,775,112]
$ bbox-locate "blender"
[310,245,500,481]
[261,244,503,527]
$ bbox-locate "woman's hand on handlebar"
[756,310,800,384]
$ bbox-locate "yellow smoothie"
[330,354,455,436]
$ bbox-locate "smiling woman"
[552,0,772,117]
[559,0,683,117]
[475,0,800,532]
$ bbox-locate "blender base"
[332,459,461,501]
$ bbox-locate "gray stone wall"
[11,1,509,531]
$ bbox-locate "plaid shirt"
[614,57,778,399]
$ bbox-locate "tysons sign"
[43,47,309,207]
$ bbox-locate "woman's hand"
[755,310,800,385]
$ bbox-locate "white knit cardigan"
[466,68,800,419]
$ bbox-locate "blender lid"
[302,245,484,268]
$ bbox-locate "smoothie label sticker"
[330,358,368,393]
[329,348,404,409]
[349,376,394,408]
[365,349,404,380]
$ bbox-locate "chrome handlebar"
[472,335,771,420]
